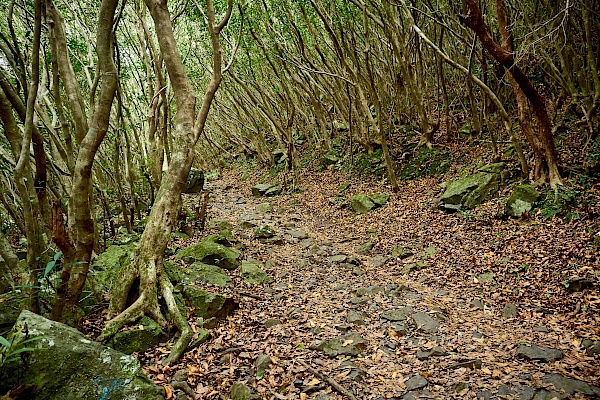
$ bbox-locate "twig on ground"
[297,359,358,400]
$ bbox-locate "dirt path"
[169,170,599,399]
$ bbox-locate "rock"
[533,326,550,333]
[0,295,21,330]
[392,246,414,259]
[288,229,308,239]
[368,256,389,267]
[438,162,505,212]
[172,368,189,382]
[515,344,563,362]
[328,254,348,263]
[187,329,210,349]
[470,299,485,310]
[352,267,365,276]
[505,184,539,217]
[230,382,259,400]
[255,354,272,378]
[208,219,233,232]
[417,346,447,360]
[477,390,493,400]
[565,277,594,293]
[255,203,272,213]
[392,323,408,335]
[311,332,368,357]
[254,225,276,239]
[454,382,469,392]
[350,194,389,214]
[175,235,240,270]
[405,374,428,391]
[183,168,204,194]
[166,262,232,286]
[252,183,273,197]
[380,307,412,322]
[477,273,495,283]
[356,242,373,255]
[347,310,366,325]
[320,155,340,166]
[264,185,282,197]
[542,373,599,396]
[108,316,166,355]
[582,339,600,355]
[449,359,482,370]
[239,218,259,229]
[273,149,286,165]
[401,262,427,275]
[263,319,281,328]
[183,286,238,320]
[411,312,439,333]
[241,260,271,284]
[90,243,136,298]
[503,303,519,318]
[1,311,163,399]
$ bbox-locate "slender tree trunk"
[460,0,561,186]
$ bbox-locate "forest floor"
[142,166,599,400]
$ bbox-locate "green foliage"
[0,326,42,371]
[585,135,600,167]
[350,149,386,178]
[539,187,576,219]
[399,148,451,180]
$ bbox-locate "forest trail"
[167,169,599,400]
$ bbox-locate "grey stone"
[208,219,233,232]
[405,374,428,391]
[542,373,598,396]
[352,267,365,276]
[368,256,389,268]
[478,273,495,283]
[240,260,271,284]
[503,303,519,318]
[230,382,259,400]
[263,319,281,328]
[350,194,390,214]
[515,344,563,362]
[505,184,539,218]
[252,183,274,197]
[380,307,412,322]
[449,359,482,370]
[411,312,439,333]
[0,296,21,330]
[255,203,273,213]
[254,225,276,239]
[438,162,505,212]
[108,316,166,355]
[1,311,163,399]
[582,339,600,355]
[311,332,368,357]
[175,235,241,270]
[347,310,366,325]
[255,354,272,378]
[328,254,348,263]
[187,329,210,349]
[180,262,232,286]
[454,382,469,392]
[470,299,485,310]
[356,242,373,255]
[288,230,308,239]
[183,286,238,320]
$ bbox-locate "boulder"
[183,286,238,320]
[240,260,272,285]
[0,295,22,331]
[437,162,506,212]
[175,235,240,270]
[2,311,163,399]
[89,243,136,299]
[350,193,390,214]
[505,184,539,217]
[183,168,204,194]
[108,316,167,355]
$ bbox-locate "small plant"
[0,326,42,370]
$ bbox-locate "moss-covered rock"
[252,184,281,197]
[108,316,167,355]
[164,261,231,286]
[240,260,272,285]
[89,244,136,299]
[183,286,238,320]
[253,225,276,239]
[311,332,368,357]
[351,193,390,214]
[175,235,240,270]
[0,295,22,331]
[505,184,539,217]
[255,203,273,213]
[208,219,233,232]
[438,163,506,212]
[2,311,164,399]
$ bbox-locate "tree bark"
[460,0,561,187]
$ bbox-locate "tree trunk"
[460,0,561,187]
[99,0,231,365]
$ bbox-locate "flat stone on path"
[380,307,413,322]
[502,303,519,318]
[368,256,389,267]
[515,344,563,362]
[347,310,366,325]
[311,332,368,357]
[542,373,600,396]
[288,229,308,239]
[412,312,439,333]
[405,374,428,391]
